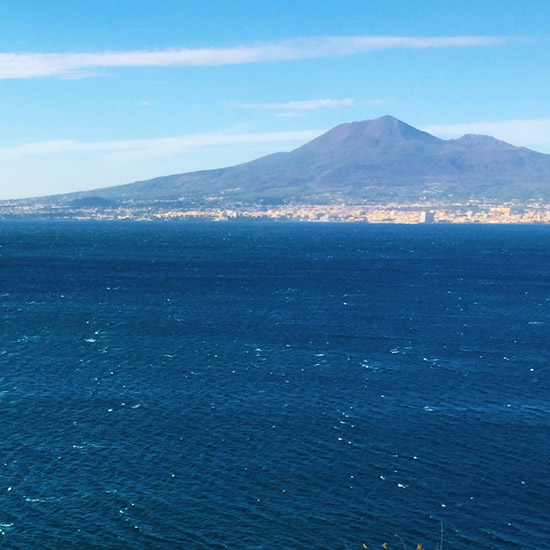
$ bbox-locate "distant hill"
[40,116,550,205]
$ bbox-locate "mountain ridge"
[22,116,550,205]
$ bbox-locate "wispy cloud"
[368,98,386,106]
[0,129,323,159]
[242,98,354,111]
[422,118,550,152]
[0,35,509,79]
[274,112,307,118]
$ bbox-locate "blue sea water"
[0,221,549,549]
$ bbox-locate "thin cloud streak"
[275,112,307,118]
[0,35,509,79]
[242,98,354,111]
[0,130,323,159]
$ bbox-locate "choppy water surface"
[0,221,548,549]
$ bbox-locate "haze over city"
[1,0,549,199]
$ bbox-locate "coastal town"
[2,198,550,223]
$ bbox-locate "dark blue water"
[0,221,548,549]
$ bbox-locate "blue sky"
[0,0,549,199]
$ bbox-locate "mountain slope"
[64,116,550,204]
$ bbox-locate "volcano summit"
[51,115,550,207]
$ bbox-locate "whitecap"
[24,496,58,503]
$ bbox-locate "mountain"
[48,116,550,205]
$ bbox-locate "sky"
[0,0,549,200]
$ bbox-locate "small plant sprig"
[361,540,422,550]
[361,522,442,550]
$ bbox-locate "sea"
[0,220,548,549]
